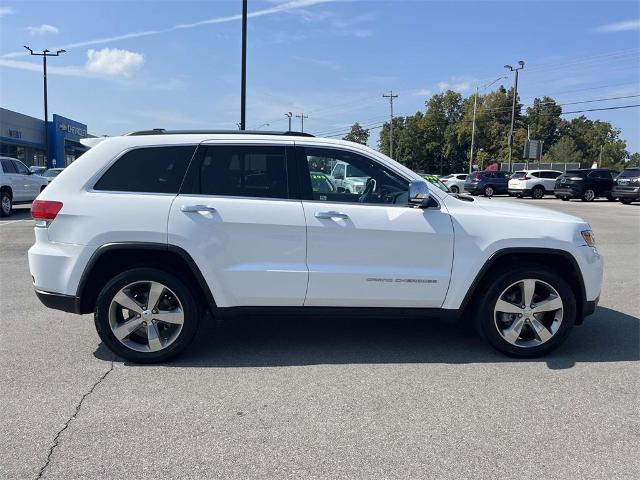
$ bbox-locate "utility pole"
[504,61,524,172]
[285,112,292,131]
[24,46,66,166]
[598,144,604,168]
[382,90,398,159]
[240,0,248,130]
[295,113,308,132]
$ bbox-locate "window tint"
[1,159,17,173]
[589,170,609,179]
[185,145,288,199]
[618,169,640,178]
[302,147,408,204]
[457,174,467,180]
[94,146,195,193]
[12,160,30,175]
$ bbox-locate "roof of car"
[126,129,314,137]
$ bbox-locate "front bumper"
[612,186,640,200]
[572,245,603,321]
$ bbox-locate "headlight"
[581,230,596,247]
[353,184,364,193]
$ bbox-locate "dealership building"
[0,107,92,168]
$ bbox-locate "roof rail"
[126,129,315,137]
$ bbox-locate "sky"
[0,0,638,154]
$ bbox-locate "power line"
[295,112,308,132]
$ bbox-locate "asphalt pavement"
[1,198,638,479]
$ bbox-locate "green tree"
[343,122,370,145]
[527,97,562,149]
[629,152,640,167]
[546,136,583,164]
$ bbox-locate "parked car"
[613,167,640,204]
[329,160,370,194]
[29,130,602,363]
[464,170,510,196]
[508,170,563,199]
[310,171,336,194]
[421,174,451,193]
[439,173,467,193]
[554,168,616,202]
[43,168,65,182]
[30,166,47,176]
[1,156,49,216]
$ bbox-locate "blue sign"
[47,114,89,168]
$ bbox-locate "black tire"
[483,185,495,197]
[94,267,201,363]
[475,264,576,357]
[561,197,570,201]
[606,194,616,202]
[620,198,633,204]
[450,185,459,193]
[581,189,596,202]
[0,190,12,217]
[532,186,545,199]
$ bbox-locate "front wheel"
[94,267,201,363]
[620,198,633,204]
[483,186,495,197]
[450,185,459,193]
[532,186,545,199]
[0,191,12,217]
[475,265,576,357]
[581,189,596,202]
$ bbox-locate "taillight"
[475,173,482,180]
[442,179,448,183]
[31,200,63,221]
[523,175,530,180]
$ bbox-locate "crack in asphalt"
[35,362,115,480]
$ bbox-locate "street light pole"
[24,46,66,166]
[240,0,248,130]
[469,76,506,173]
[504,60,524,172]
[285,112,292,131]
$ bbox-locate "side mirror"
[408,180,437,208]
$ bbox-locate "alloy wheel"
[493,278,563,348]
[583,189,595,201]
[484,186,494,197]
[108,280,185,353]
[1,195,10,215]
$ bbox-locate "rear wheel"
[0,191,12,217]
[620,198,633,204]
[94,267,200,363]
[450,185,459,193]
[532,186,545,199]
[475,264,576,357]
[581,189,596,202]
[483,185,495,197]
[561,197,570,201]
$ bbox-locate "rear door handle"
[181,204,217,213]
[315,211,349,219]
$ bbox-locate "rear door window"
[94,146,195,193]
[182,145,288,199]
[12,160,30,175]
[1,159,17,174]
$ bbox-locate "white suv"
[439,173,467,193]
[508,169,563,199]
[1,156,49,216]
[28,131,603,363]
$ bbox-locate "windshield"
[44,169,62,178]
[422,174,450,193]
[310,173,335,192]
[346,165,366,177]
[618,169,640,178]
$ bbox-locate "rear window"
[94,146,195,193]
[565,170,587,177]
[618,169,640,179]
[511,171,527,179]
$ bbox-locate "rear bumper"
[508,188,531,196]
[34,289,82,314]
[554,187,580,197]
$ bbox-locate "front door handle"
[315,211,349,220]
[181,204,217,213]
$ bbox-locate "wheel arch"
[1,185,12,197]
[77,242,216,315]
[459,247,587,324]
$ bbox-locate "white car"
[508,169,563,199]
[439,173,468,193]
[28,131,602,363]
[330,160,370,194]
[1,156,49,216]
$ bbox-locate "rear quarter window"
[93,146,195,193]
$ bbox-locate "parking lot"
[0,198,638,480]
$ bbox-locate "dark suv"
[464,170,510,197]
[613,167,640,204]
[554,168,615,202]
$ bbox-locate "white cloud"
[86,48,144,77]
[413,88,432,97]
[27,24,59,35]
[595,19,640,33]
[437,81,470,93]
[0,6,14,18]
[2,0,334,58]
